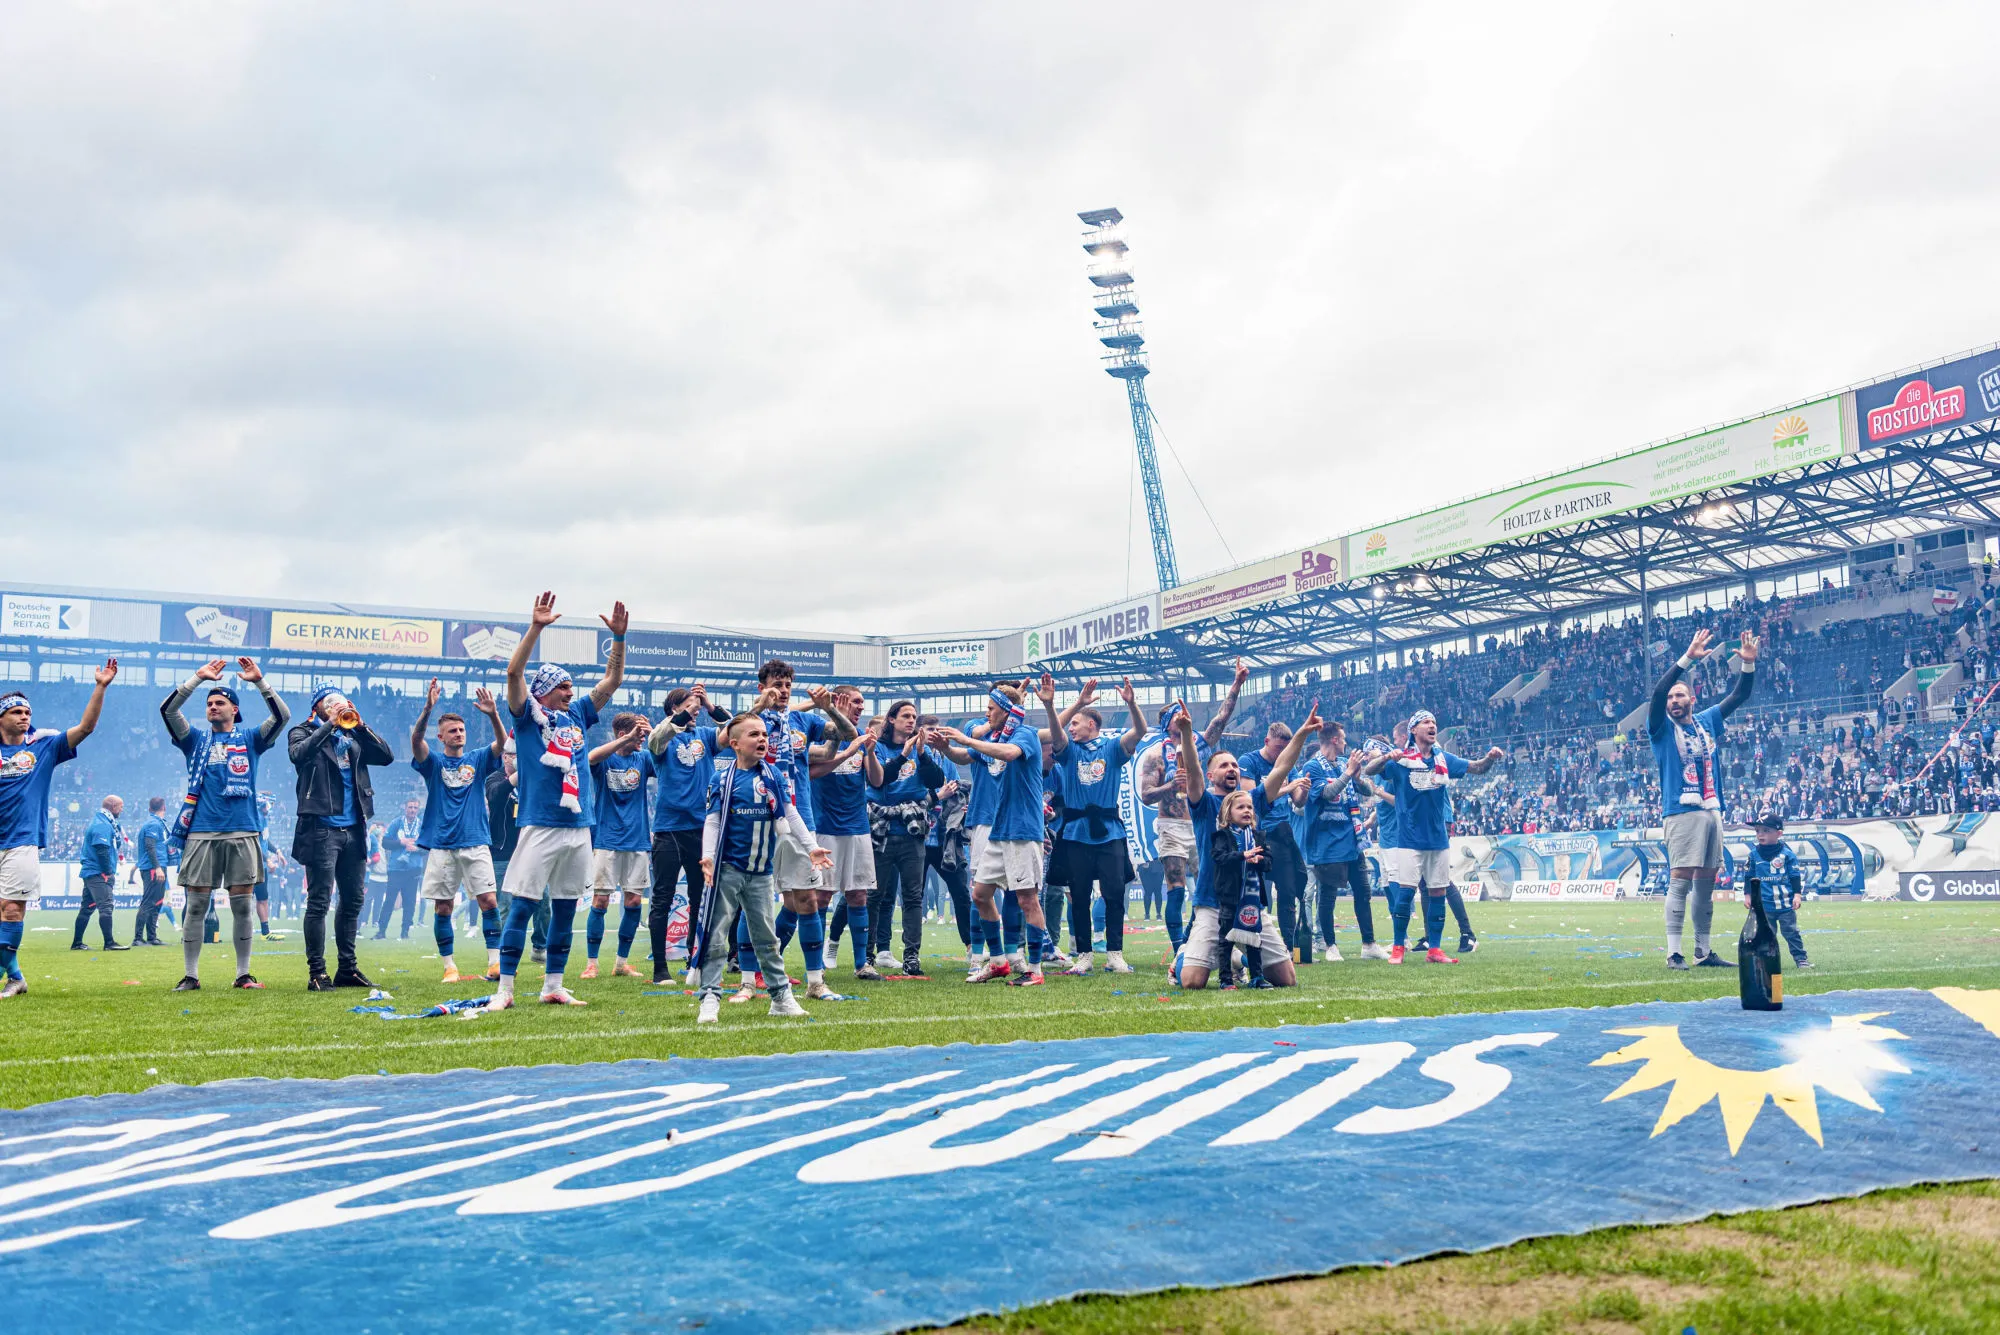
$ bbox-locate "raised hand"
[236,657,264,684]
[1075,678,1099,708]
[426,677,442,709]
[1345,751,1366,776]
[1486,746,1506,762]
[1738,630,1760,666]
[1300,699,1323,734]
[805,684,834,712]
[1118,677,1138,709]
[531,591,561,628]
[473,686,498,716]
[195,659,228,682]
[600,601,629,637]
[1037,672,1056,706]
[94,658,118,688]
[1686,628,1713,662]
[1233,658,1249,690]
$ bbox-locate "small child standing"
[1744,808,1811,969]
[1210,791,1274,990]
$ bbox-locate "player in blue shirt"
[160,657,291,993]
[811,686,881,985]
[942,683,1057,986]
[1648,627,1757,970]
[1169,696,1318,990]
[1039,673,1144,975]
[496,589,628,1010]
[645,683,731,983]
[694,712,831,1024]
[134,796,174,946]
[0,660,118,997]
[584,713,655,980]
[411,678,509,983]
[71,795,128,952]
[1291,720,1386,962]
[1362,710,1503,964]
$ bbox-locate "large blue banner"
[1855,346,2000,446]
[4,987,1998,1333]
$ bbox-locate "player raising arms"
[160,658,290,992]
[940,683,1052,986]
[1136,659,1249,958]
[495,590,628,1010]
[1649,626,1757,969]
[582,712,655,980]
[1171,696,1318,989]
[1361,710,1503,964]
[1040,673,1144,975]
[0,660,117,999]
[410,678,509,983]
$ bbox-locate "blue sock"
[433,912,454,958]
[545,898,579,976]
[481,903,501,950]
[982,914,1003,955]
[1165,884,1187,948]
[1001,894,1023,957]
[1025,908,1043,969]
[585,904,607,960]
[736,915,759,976]
[1387,885,1412,948]
[775,907,798,954]
[617,902,641,959]
[499,897,537,977]
[848,903,870,969]
[0,919,22,980]
[1422,892,1446,951]
[799,909,826,973]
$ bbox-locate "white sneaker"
[1064,952,1094,976]
[1045,946,1073,968]
[697,994,720,1024]
[1360,943,1390,961]
[768,991,807,1018]
[874,950,899,970]
[1323,944,1344,962]
[1104,951,1133,974]
[539,987,587,1007]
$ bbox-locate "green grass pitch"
[7,897,2000,1333]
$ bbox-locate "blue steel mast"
[1080,207,1180,591]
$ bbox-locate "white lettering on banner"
[1332,1033,1559,1135]
[1160,542,1346,630]
[1208,1043,1414,1145]
[1509,881,1622,901]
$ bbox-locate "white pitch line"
[2,960,1992,1072]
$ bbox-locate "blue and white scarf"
[170,726,254,850]
[1226,826,1268,948]
[989,690,1027,744]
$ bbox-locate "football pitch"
[7,897,2000,1334]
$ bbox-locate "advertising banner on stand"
[692,636,757,674]
[446,621,525,662]
[1,594,90,639]
[1507,880,1624,901]
[756,639,835,678]
[1855,347,2000,447]
[886,640,989,677]
[1347,396,1845,580]
[161,603,268,650]
[598,629,692,670]
[1161,542,1346,630]
[1022,594,1161,664]
[269,612,445,658]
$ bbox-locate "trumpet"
[333,704,361,730]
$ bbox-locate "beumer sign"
[1898,871,2000,902]
[1160,542,1345,630]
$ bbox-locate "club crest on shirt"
[607,767,642,793]
[788,727,808,754]
[1,749,35,777]
[552,725,585,753]
[440,763,476,790]
[227,750,251,778]
[675,738,706,766]
[1077,758,1106,786]
[985,756,1006,777]
[751,777,770,804]
[835,750,865,776]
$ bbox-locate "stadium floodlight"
[1080,207,1180,592]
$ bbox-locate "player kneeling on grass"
[410,678,510,983]
[1170,697,1317,990]
[695,714,831,1024]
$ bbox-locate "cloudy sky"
[4,3,1996,638]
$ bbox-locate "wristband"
[1676,654,1694,669]
[611,634,626,644]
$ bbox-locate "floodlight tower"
[1080,207,1180,591]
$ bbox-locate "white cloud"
[2,2,1995,636]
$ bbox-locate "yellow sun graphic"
[1592,1013,1909,1155]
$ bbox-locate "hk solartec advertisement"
[1347,395,1846,579]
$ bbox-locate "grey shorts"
[179,832,266,890]
[1664,809,1725,871]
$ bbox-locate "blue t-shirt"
[385,815,425,870]
[1237,747,1298,833]
[174,726,276,835]
[591,750,655,853]
[411,747,499,850]
[812,742,872,838]
[509,696,600,829]
[985,727,1045,843]
[137,815,170,870]
[0,731,75,850]
[323,735,359,828]
[707,763,796,874]
[652,725,721,834]
[1052,735,1130,845]
[1650,703,1730,819]
[760,708,829,831]
[967,738,1002,829]
[1379,748,1469,851]
[1189,788,1225,909]
[868,741,932,808]
[81,811,121,878]
[1745,841,1802,918]
[1293,754,1363,865]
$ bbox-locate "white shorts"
[501,826,594,901]
[420,846,497,901]
[0,845,39,903]
[973,837,1042,892]
[816,832,876,894]
[775,830,823,893]
[1381,847,1451,888]
[968,826,991,870]
[593,848,650,893]
[1155,817,1196,862]
[1184,905,1288,972]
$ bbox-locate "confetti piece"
[1273,1041,1296,1047]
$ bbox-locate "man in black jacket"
[290,685,395,990]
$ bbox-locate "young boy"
[1743,808,1811,968]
